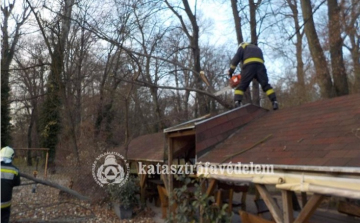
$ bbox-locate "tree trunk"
[27,108,36,166]
[165,0,209,116]
[328,0,349,96]
[231,0,252,104]
[249,0,260,106]
[150,87,163,131]
[287,0,306,103]
[301,0,334,98]
[1,3,27,147]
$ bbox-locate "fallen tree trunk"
[19,172,91,201]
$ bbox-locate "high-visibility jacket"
[1,162,21,209]
[230,43,264,70]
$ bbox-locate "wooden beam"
[281,190,294,223]
[338,200,360,217]
[206,179,217,196]
[16,148,50,151]
[294,194,324,223]
[168,129,195,138]
[255,184,283,223]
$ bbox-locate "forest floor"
[11,183,158,223]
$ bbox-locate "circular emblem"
[92,152,130,187]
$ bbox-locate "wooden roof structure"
[119,132,165,162]
[118,94,360,222]
[194,94,360,223]
[199,93,360,166]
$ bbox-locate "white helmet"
[0,146,15,159]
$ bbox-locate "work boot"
[235,101,242,108]
[272,101,279,110]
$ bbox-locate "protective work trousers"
[234,63,276,102]
[1,206,11,223]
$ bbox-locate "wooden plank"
[255,184,283,223]
[294,194,324,223]
[337,200,360,217]
[281,190,294,223]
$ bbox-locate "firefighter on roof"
[228,42,279,110]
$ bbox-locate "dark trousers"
[234,63,276,102]
[1,207,10,223]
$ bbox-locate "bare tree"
[164,0,209,116]
[341,0,360,92]
[1,0,30,147]
[27,0,78,164]
[328,0,349,96]
[300,0,334,98]
[12,39,47,165]
[286,0,306,102]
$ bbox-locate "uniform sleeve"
[14,169,21,187]
[230,46,244,70]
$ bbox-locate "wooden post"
[301,192,308,207]
[241,191,247,211]
[281,190,294,223]
[168,137,173,193]
[44,151,49,178]
[294,194,324,223]
[255,184,283,223]
[135,161,148,205]
[167,136,174,219]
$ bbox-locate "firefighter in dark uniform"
[1,146,21,223]
[228,42,279,110]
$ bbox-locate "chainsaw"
[199,71,241,96]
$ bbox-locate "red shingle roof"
[119,132,165,162]
[198,94,360,167]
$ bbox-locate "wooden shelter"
[118,94,360,222]
[118,132,166,203]
[196,94,360,222]
[162,105,266,211]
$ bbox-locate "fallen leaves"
[11,182,157,222]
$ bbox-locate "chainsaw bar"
[213,86,232,96]
[199,71,240,96]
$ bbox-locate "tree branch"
[115,77,232,109]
